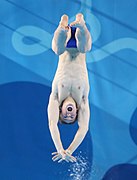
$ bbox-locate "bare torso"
[52,48,89,106]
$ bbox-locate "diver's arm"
[66,99,90,154]
[48,93,76,163]
[49,123,64,153]
[48,94,64,152]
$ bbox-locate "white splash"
[67,151,90,180]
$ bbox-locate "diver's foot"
[76,13,84,22]
[70,13,85,29]
[59,14,69,31]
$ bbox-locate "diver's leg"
[52,15,71,55]
[70,13,92,53]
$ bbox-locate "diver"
[48,13,92,163]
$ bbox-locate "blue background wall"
[0,0,137,179]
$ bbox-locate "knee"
[52,42,65,55]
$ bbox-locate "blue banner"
[0,0,137,179]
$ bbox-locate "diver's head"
[59,96,78,124]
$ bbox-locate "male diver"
[48,13,92,163]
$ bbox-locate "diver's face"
[61,97,77,124]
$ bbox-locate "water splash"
[67,151,90,180]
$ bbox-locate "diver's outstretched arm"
[66,99,90,154]
[70,13,92,53]
[48,93,64,153]
[52,15,71,55]
[48,93,77,163]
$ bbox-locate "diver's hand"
[52,150,67,163]
[59,15,70,31]
[64,149,77,163]
[52,150,76,163]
